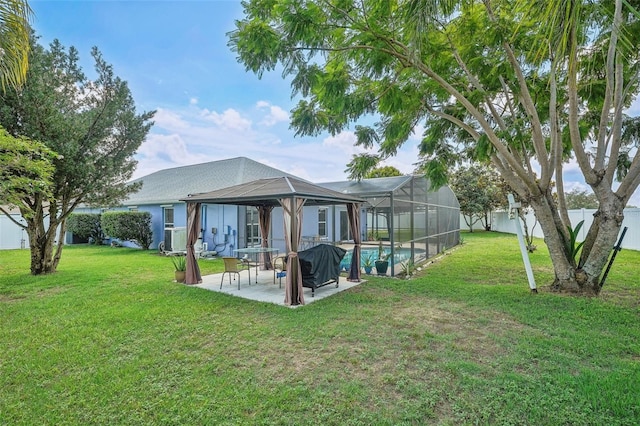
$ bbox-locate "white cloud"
[200,108,252,132]
[189,97,198,105]
[382,144,421,175]
[626,95,640,117]
[563,180,590,193]
[256,101,289,126]
[154,108,191,131]
[134,133,209,178]
[410,122,425,141]
[322,131,365,156]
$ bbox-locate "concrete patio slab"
[193,268,365,307]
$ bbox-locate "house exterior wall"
[200,204,240,256]
[148,205,165,249]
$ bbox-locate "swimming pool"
[339,247,424,270]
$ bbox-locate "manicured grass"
[1,233,639,425]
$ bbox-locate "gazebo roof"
[181,176,365,206]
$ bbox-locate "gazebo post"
[185,201,202,285]
[290,196,299,305]
[347,202,362,282]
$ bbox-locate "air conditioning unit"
[164,227,187,252]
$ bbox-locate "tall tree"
[365,165,403,178]
[450,165,502,232]
[0,0,32,90]
[0,38,154,274]
[229,0,640,295]
[564,189,600,210]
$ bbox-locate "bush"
[101,211,153,250]
[67,213,105,244]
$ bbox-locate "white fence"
[486,208,640,251]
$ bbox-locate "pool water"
[339,248,421,270]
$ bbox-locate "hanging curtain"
[258,205,274,270]
[185,201,202,284]
[347,202,362,282]
[280,197,306,306]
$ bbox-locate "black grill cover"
[298,244,347,287]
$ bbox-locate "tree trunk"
[518,210,537,252]
[528,189,622,295]
[578,194,625,290]
[528,193,577,290]
[23,201,61,275]
[463,214,475,232]
[52,217,67,271]
[481,211,491,231]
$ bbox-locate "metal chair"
[220,257,251,290]
[272,255,287,288]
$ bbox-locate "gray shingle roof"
[123,157,299,205]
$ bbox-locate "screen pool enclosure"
[321,175,460,277]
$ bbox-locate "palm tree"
[0,0,32,91]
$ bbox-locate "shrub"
[66,213,105,244]
[101,211,153,250]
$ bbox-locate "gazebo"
[180,176,365,306]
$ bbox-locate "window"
[164,207,174,228]
[163,207,175,250]
[318,208,327,237]
[246,207,260,247]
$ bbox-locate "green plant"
[67,213,105,244]
[567,220,586,264]
[362,254,374,268]
[377,241,387,262]
[400,259,415,278]
[102,211,153,250]
[171,255,186,271]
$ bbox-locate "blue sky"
[29,0,640,206]
[29,0,418,184]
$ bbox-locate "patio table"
[234,247,279,283]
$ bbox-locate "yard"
[1,232,639,425]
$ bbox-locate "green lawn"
[1,232,639,425]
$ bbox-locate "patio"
[193,267,365,307]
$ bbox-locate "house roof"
[123,157,300,205]
[182,176,365,207]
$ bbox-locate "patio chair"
[220,257,251,290]
[272,255,287,288]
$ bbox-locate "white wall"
[489,208,640,251]
[0,214,29,250]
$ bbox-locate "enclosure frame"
[321,175,461,277]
